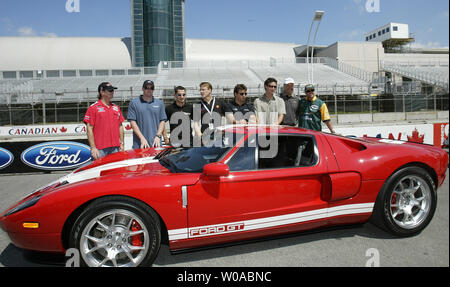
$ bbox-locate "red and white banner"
[1,122,448,147]
[332,122,448,147]
[433,122,449,147]
[0,122,133,137]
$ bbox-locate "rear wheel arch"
[391,162,438,189]
[371,164,437,237]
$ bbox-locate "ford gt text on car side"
[1,125,448,267]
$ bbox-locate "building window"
[378,31,381,36]
[382,29,385,34]
[386,27,390,32]
[393,26,398,31]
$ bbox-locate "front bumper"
[5,231,64,253]
[0,213,65,253]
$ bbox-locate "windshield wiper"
[159,157,178,173]
[154,147,174,160]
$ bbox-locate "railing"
[0,82,447,126]
[381,61,449,89]
[323,58,374,83]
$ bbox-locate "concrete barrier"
[438,111,449,119]
[337,113,373,124]
[373,112,405,122]
[406,112,438,121]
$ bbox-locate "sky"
[0,0,448,48]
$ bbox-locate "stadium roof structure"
[0,37,299,71]
[0,37,133,70]
[186,38,298,61]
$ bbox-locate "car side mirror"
[203,162,229,177]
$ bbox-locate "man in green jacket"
[298,84,335,133]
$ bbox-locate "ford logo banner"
[21,141,92,170]
[0,147,14,170]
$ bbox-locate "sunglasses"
[267,85,277,88]
[305,89,315,93]
[144,86,154,90]
[238,92,248,96]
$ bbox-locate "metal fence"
[0,82,447,126]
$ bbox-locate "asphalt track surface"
[0,169,448,267]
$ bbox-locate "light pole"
[306,10,324,84]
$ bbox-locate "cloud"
[1,18,58,37]
[16,26,57,37]
[410,41,449,49]
[17,26,37,36]
[41,32,58,37]
[339,29,365,40]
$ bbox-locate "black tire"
[69,196,161,267]
[371,166,437,237]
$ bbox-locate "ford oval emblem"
[0,147,14,170]
[21,141,92,170]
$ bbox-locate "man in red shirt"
[83,82,125,159]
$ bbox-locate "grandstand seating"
[382,61,449,88]
[0,61,375,104]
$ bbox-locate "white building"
[365,23,410,42]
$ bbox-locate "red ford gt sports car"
[0,125,447,267]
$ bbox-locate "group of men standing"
[83,78,335,159]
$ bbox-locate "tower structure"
[131,0,185,67]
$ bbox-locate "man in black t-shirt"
[193,82,226,146]
[163,86,193,147]
[225,84,257,125]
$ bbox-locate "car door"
[186,133,331,241]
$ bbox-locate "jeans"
[98,146,119,158]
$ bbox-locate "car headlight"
[4,195,42,217]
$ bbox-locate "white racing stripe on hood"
[59,156,158,185]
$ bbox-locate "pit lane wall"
[0,112,448,174]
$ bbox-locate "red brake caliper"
[131,220,143,250]
[391,193,397,213]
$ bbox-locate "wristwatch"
[155,134,162,139]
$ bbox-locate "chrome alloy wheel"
[79,209,150,267]
[389,175,432,230]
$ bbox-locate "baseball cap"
[142,80,155,89]
[304,84,315,92]
[284,78,295,85]
[98,82,117,92]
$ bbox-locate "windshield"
[160,131,244,173]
